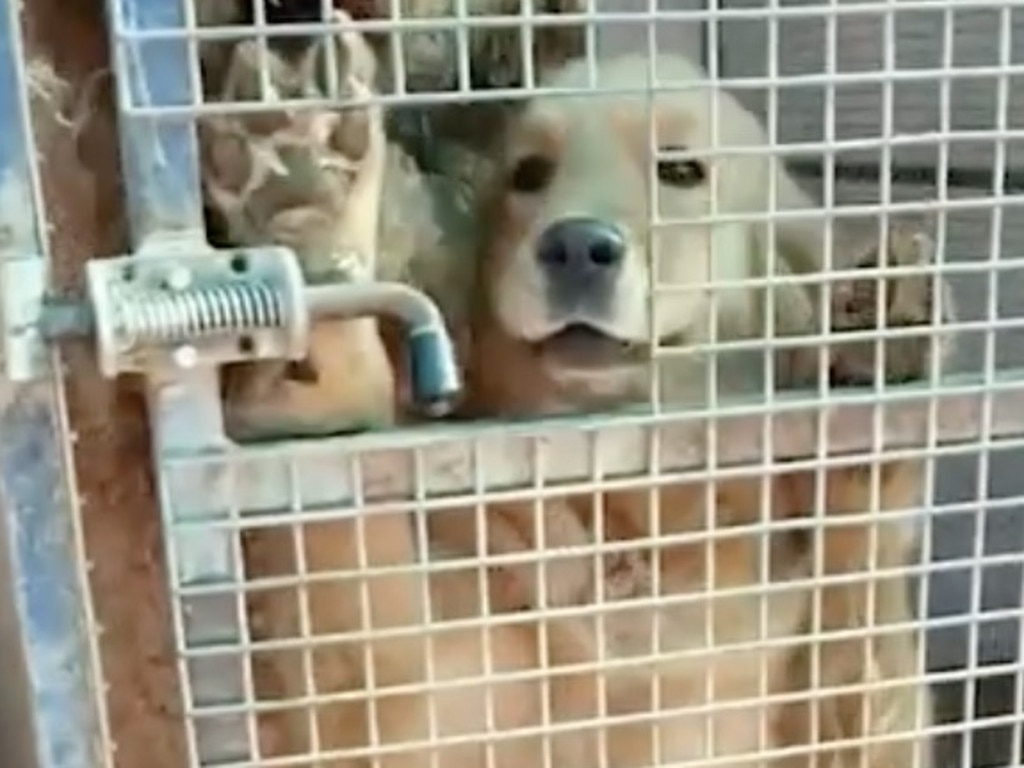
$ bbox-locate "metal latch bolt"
[1,246,462,416]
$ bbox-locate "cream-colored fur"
[429,52,945,767]
[467,53,835,414]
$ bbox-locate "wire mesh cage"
[24,0,1024,767]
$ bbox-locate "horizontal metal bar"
[361,382,1024,497]
[789,159,1024,195]
[122,68,1024,117]
[114,1,1012,43]
[168,371,1024,516]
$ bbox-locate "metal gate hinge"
[1,246,461,415]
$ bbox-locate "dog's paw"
[199,13,398,441]
[827,221,956,386]
[200,11,382,280]
[222,319,396,442]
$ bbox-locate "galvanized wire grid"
[105,1,1024,767]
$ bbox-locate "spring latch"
[85,246,309,379]
[112,281,286,346]
[11,243,462,412]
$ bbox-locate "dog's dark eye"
[657,152,706,188]
[509,155,555,193]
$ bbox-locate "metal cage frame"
[3,1,1024,767]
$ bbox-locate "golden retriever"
[209,18,947,765]
[424,52,947,767]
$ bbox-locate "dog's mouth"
[533,324,648,371]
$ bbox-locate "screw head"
[172,345,198,369]
[165,267,192,291]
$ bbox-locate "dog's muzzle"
[537,217,627,316]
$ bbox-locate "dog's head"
[476,54,816,410]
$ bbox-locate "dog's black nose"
[537,218,627,276]
[537,218,627,313]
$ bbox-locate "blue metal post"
[0,3,108,768]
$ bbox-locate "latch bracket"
[85,245,309,379]
[1,245,461,414]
